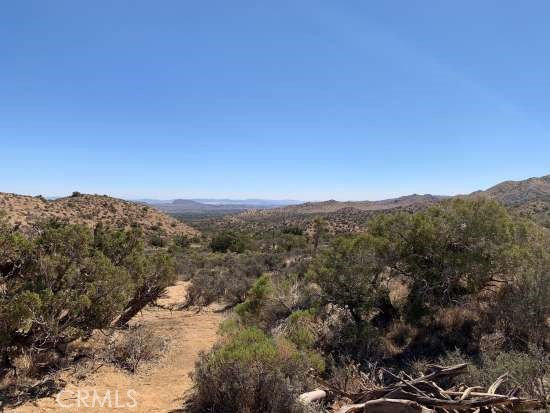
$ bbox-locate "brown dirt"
[9,282,223,413]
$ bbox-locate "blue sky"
[1,1,548,200]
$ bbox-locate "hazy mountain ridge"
[191,198,302,206]
[142,198,302,214]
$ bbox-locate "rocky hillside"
[0,192,198,236]
[474,174,550,204]
[236,174,550,229]
[474,174,550,227]
[258,194,446,215]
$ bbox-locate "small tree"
[282,226,304,236]
[309,234,388,328]
[369,198,528,323]
[210,231,247,253]
[311,218,327,252]
[0,219,175,378]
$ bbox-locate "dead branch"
[299,364,545,413]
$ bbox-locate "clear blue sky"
[1,1,549,200]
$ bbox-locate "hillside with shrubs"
[0,192,198,240]
[225,174,550,234]
[180,197,549,413]
[1,180,548,412]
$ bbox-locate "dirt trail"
[11,282,223,413]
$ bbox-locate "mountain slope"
[264,194,446,215]
[474,174,550,227]
[0,192,198,236]
[236,174,550,229]
[474,174,550,205]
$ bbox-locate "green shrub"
[282,226,304,236]
[150,233,167,247]
[235,273,313,330]
[172,233,191,250]
[186,326,320,413]
[279,233,308,252]
[235,274,273,322]
[476,348,549,400]
[285,310,317,350]
[210,231,247,253]
[308,234,388,329]
[183,252,270,308]
[368,198,529,322]
[308,198,548,363]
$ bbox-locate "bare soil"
[9,282,223,413]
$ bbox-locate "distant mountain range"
[138,198,303,215]
[190,199,302,207]
[132,175,550,227]
[15,175,547,228]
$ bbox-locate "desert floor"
[10,282,223,413]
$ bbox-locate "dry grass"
[107,326,168,373]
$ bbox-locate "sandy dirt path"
[10,282,223,413]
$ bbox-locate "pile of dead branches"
[299,363,546,413]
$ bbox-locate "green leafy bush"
[186,326,321,413]
[235,274,274,323]
[309,234,388,328]
[284,310,317,350]
[172,233,192,250]
[282,226,304,236]
[210,231,248,253]
[235,273,314,330]
[475,348,549,400]
[279,233,308,252]
[369,198,529,322]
